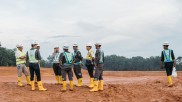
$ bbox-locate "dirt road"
[0,67,182,102]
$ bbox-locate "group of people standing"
[15,40,175,93]
[15,41,104,92]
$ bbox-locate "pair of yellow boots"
[18,76,31,87]
[61,78,82,91]
[88,78,104,92]
[55,76,63,85]
[31,81,47,91]
[18,76,47,91]
[61,81,74,91]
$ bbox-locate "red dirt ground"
[0,67,182,102]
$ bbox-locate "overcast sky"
[0,0,182,59]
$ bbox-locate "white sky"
[0,0,182,59]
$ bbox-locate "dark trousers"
[94,64,104,81]
[29,63,41,81]
[165,62,174,76]
[73,64,82,79]
[86,65,94,78]
[53,63,62,76]
[61,68,73,81]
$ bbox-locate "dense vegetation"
[0,47,182,71]
[0,47,16,66]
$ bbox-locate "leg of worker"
[74,65,81,87]
[29,63,35,90]
[165,63,173,87]
[169,64,173,75]
[75,65,83,79]
[29,64,35,81]
[57,64,62,84]
[99,73,104,91]
[34,63,41,81]
[76,65,83,87]
[98,65,104,91]
[53,64,59,84]
[61,68,67,91]
[68,68,74,91]
[87,65,94,88]
[22,64,31,85]
[34,64,39,84]
[87,65,94,78]
[35,63,47,91]
[17,64,23,87]
[73,65,79,79]
[90,67,100,92]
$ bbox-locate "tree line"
[104,55,182,71]
[0,47,182,71]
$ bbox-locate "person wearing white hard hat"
[72,43,83,87]
[37,43,40,51]
[26,41,47,91]
[59,44,74,91]
[90,42,104,92]
[85,42,95,88]
[160,42,176,87]
[34,43,41,84]
[52,45,62,85]
[15,43,31,87]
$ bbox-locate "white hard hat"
[95,42,102,46]
[31,41,38,45]
[63,43,69,49]
[86,42,92,47]
[163,42,169,46]
[37,43,40,47]
[73,43,78,47]
[16,43,23,48]
[54,45,59,48]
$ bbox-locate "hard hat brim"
[17,46,23,48]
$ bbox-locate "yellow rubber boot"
[88,78,94,88]
[70,81,74,91]
[99,80,104,91]
[76,78,83,87]
[167,76,173,87]
[38,81,47,91]
[59,76,63,85]
[61,81,67,91]
[90,81,99,92]
[26,76,31,86]
[18,77,23,87]
[31,81,35,91]
[55,76,59,85]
